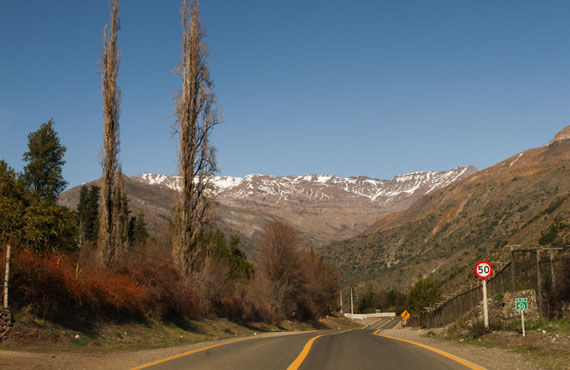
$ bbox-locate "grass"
[1,308,263,353]
[501,317,570,337]
[1,309,357,354]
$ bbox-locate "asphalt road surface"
[134,318,483,370]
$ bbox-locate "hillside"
[322,126,570,292]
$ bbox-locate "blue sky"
[1,0,570,189]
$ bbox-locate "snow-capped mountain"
[130,167,477,244]
[132,167,476,203]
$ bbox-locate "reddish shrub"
[114,253,201,320]
[9,249,149,321]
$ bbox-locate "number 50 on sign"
[515,298,528,311]
[475,261,493,279]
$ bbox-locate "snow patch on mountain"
[131,166,477,204]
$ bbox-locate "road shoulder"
[0,331,316,370]
[379,328,540,370]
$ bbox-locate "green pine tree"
[77,185,89,244]
[1,160,77,252]
[209,230,254,280]
[21,119,68,202]
[128,213,148,247]
[77,185,100,243]
[406,278,442,313]
[0,160,28,245]
[86,185,100,241]
[133,213,148,246]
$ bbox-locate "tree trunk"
[3,244,10,309]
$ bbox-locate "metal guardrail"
[344,312,396,320]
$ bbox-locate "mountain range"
[130,167,477,245]
[60,167,477,250]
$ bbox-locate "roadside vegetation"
[1,136,339,344]
[428,317,570,370]
[1,111,338,350]
[414,258,570,369]
[356,278,441,317]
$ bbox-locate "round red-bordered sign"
[475,261,493,279]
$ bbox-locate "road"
[133,318,484,370]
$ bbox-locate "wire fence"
[419,249,569,328]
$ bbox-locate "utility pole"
[339,290,343,314]
[350,286,354,318]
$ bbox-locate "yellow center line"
[372,317,395,335]
[373,331,487,370]
[130,330,320,370]
[364,317,384,328]
[287,328,354,370]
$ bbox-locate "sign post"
[475,261,493,329]
[400,310,410,326]
[515,298,528,337]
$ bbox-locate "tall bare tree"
[173,0,221,275]
[98,0,126,266]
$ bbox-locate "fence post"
[499,267,505,295]
[536,249,542,316]
[510,246,516,291]
[550,249,556,289]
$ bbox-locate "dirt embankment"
[0,315,359,370]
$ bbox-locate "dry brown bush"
[9,249,149,322]
[249,221,338,322]
[115,252,200,321]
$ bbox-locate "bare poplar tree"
[173,0,221,275]
[98,0,125,266]
[112,167,129,255]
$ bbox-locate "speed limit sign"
[475,261,493,279]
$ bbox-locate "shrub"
[494,293,504,307]
[9,249,149,321]
[469,321,489,338]
[114,253,200,320]
[406,278,442,313]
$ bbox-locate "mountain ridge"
[322,126,570,292]
[60,166,477,251]
[131,167,477,203]
[130,167,477,244]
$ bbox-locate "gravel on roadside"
[379,327,542,370]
